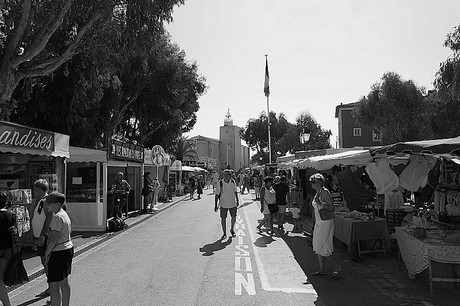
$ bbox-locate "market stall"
[143,145,172,210]
[0,120,69,245]
[66,146,107,231]
[334,211,389,257]
[396,226,460,294]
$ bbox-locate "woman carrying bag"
[257,176,278,235]
[309,173,343,279]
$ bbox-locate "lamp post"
[299,129,310,151]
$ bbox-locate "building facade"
[335,102,382,148]
[219,109,250,171]
[189,109,250,172]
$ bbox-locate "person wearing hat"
[214,169,239,239]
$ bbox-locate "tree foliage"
[6,0,206,152]
[0,0,185,111]
[242,111,331,164]
[353,72,429,144]
[429,24,460,138]
[168,136,198,161]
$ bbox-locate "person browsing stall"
[214,170,239,239]
[309,173,343,279]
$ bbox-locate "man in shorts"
[273,175,291,231]
[214,169,239,239]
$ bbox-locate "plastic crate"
[386,209,408,234]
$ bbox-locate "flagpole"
[264,54,272,164]
[266,93,272,164]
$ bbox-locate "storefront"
[0,120,69,245]
[143,145,172,208]
[107,139,144,218]
[66,146,107,231]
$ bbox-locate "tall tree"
[429,24,460,138]
[0,0,184,113]
[242,110,331,164]
[168,136,198,161]
[353,72,429,144]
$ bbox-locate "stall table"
[334,213,390,258]
[395,227,460,295]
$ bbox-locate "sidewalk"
[8,194,189,294]
[290,208,460,306]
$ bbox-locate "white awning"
[68,146,107,163]
[298,150,372,170]
[0,131,70,158]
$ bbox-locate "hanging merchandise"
[365,158,399,194]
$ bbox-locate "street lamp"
[299,129,310,151]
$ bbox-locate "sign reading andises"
[109,139,144,162]
[0,121,55,152]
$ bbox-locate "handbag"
[4,252,29,286]
[317,192,334,220]
[319,208,334,220]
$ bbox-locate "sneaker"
[230,230,236,237]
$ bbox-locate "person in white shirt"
[45,192,74,306]
[214,170,239,239]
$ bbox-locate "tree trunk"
[0,68,20,114]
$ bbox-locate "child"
[289,202,302,232]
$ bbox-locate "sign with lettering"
[0,121,54,152]
[182,160,206,168]
[109,139,144,162]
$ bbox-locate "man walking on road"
[273,175,290,231]
[214,169,239,239]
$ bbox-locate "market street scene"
[2,1,460,306]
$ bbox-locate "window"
[372,130,382,142]
[353,128,362,137]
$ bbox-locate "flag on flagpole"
[264,58,270,97]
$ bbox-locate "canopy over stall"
[298,150,372,170]
[371,136,460,155]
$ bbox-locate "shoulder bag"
[317,191,334,220]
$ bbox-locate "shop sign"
[182,160,206,168]
[109,139,144,162]
[0,121,54,152]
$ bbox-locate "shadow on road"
[253,235,275,247]
[199,238,233,256]
[17,296,48,306]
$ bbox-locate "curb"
[7,195,188,293]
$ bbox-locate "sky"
[166,0,460,148]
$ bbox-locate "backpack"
[218,179,236,199]
[107,216,127,232]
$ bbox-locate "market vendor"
[111,172,131,218]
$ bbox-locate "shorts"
[278,205,287,214]
[47,247,74,283]
[220,206,237,218]
[0,247,12,260]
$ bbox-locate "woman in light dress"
[309,173,343,278]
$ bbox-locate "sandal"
[311,272,326,276]
[331,267,343,278]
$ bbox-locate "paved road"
[10,191,317,305]
[9,190,460,305]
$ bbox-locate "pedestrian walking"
[253,174,262,200]
[31,178,52,298]
[0,192,13,306]
[196,175,203,199]
[45,192,74,306]
[257,176,277,235]
[288,202,302,232]
[214,169,239,239]
[309,173,342,279]
[273,175,290,231]
[188,175,196,200]
[211,171,219,194]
